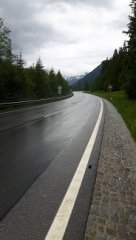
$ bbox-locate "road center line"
[44,110,63,118]
[44,99,103,240]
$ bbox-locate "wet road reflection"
[0,92,100,220]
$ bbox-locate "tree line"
[89,0,136,99]
[0,18,70,101]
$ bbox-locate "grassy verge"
[89,90,136,141]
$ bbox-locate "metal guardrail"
[0,93,74,108]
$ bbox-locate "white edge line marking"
[44,98,103,240]
[44,110,63,118]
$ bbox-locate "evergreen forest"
[89,0,136,99]
[0,18,70,101]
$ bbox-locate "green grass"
[90,90,136,141]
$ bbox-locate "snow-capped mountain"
[65,75,85,86]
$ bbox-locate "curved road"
[0,92,104,240]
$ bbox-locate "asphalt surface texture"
[0,92,104,240]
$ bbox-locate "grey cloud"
[11,25,54,53]
[0,0,128,75]
[42,0,112,8]
[109,18,128,30]
[0,0,34,21]
[0,0,113,55]
[11,22,69,54]
[0,0,72,54]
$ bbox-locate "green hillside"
[72,65,101,91]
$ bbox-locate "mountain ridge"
[65,74,86,86]
[71,64,102,90]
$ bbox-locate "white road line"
[44,99,103,240]
[44,110,63,118]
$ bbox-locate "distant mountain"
[72,64,102,90]
[65,74,85,86]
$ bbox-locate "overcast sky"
[0,0,130,76]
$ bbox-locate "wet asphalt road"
[0,92,104,239]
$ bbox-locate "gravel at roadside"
[84,99,136,240]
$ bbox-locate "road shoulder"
[84,99,136,240]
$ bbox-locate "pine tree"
[0,18,13,62]
[34,57,49,98]
[0,18,14,99]
[14,53,27,98]
[127,0,136,55]
[48,69,57,96]
[56,71,70,95]
[124,0,136,98]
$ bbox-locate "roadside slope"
[84,99,136,240]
